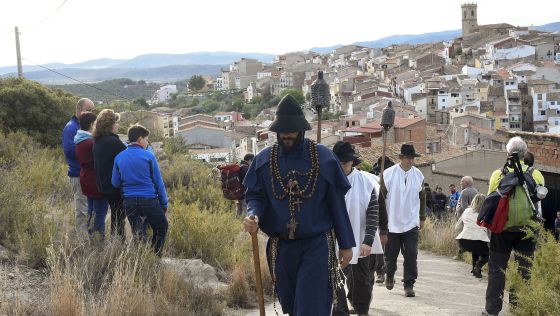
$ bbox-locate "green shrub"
[0,78,75,147]
[506,229,560,315]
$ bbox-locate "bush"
[506,229,560,315]
[0,132,71,267]
[0,78,76,147]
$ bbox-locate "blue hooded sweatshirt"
[74,130,92,145]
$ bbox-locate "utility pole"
[15,26,23,78]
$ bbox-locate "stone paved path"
[241,250,510,316]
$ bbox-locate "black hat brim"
[336,152,360,162]
[269,115,312,133]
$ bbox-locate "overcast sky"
[1,0,558,67]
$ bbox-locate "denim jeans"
[124,197,168,256]
[86,197,109,240]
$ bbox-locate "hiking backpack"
[217,164,245,200]
[477,161,539,233]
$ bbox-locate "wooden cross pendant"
[287,217,298,239]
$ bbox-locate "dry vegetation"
[0,132,267,315]
[420,213,560,315]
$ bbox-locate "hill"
[2,64,225,84]
[50,78,161,103]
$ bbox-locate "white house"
[152,85,177,104]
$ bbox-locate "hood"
[74,130,92,144]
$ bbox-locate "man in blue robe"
[243,95,355,316]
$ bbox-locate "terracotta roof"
[366,117,425,129]
[340,127,382,134]
[357,143,467,167]
[469,123,494,136]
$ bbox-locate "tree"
[0,78,75,147]
[133,97,149,108]
[279,88,305,105]
[232,100,244,112]
[188,75,206,92]
[202,100,219,113]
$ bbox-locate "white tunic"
[383,164,424,233]
[345,169,384,264]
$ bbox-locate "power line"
[22,57,134,102]
[21,0,71,32]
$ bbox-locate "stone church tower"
[461,3,478,37]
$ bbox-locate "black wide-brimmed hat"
[333,141,360,162]
[400,144,421,157]
[269,95,311,133]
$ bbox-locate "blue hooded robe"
[244,139,355,315]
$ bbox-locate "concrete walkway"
[243,250,510,316]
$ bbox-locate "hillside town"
[133,4,559,195]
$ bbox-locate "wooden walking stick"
[249,215,265,316]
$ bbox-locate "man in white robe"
[332,142,388,316]
[378,144,426,298]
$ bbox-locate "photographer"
[483,137,545,316]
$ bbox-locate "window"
[540,110,546,115]
[471,10,474,17]
[442,99,446,102]
[538,94,543,100]
[464,11,467,19]
[510,123,521,129]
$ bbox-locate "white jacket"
[455,207,490,242]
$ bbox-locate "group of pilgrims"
[243,95,428,316]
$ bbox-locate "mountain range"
[2,22,558,84]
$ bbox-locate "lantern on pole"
[310,71,330,143]
[379,101,395,182]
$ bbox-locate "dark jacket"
[62,116,80,177]
[93,133,126,195]
[75,131,103,199]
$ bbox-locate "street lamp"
[311,70,330,143]
[379,101,395,182]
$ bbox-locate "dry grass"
[419,215,461,257]
[47,239,224,316]
[0,133,257,313]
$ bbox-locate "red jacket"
[76,138,103,199]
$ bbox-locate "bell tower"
[461,3,478,37]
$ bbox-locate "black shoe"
[481,310,498,316]
[385,275,395,290]
[473,267,482,278]
[376,274,385,284]
[404,286,415,297]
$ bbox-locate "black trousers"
[375,253,385,276]
[106,192,127,239]
[485,230,536,314]
[457,239,489,269]
[385,227,419,287]
[333,254,378,315]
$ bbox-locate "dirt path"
[241,250,510,316]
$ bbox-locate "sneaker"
[385,275,395,290]
[404,286,415,297]
[452,255,462,260]
[375,274,385,284]
[473,267,482,278]
[481,310,498,316]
